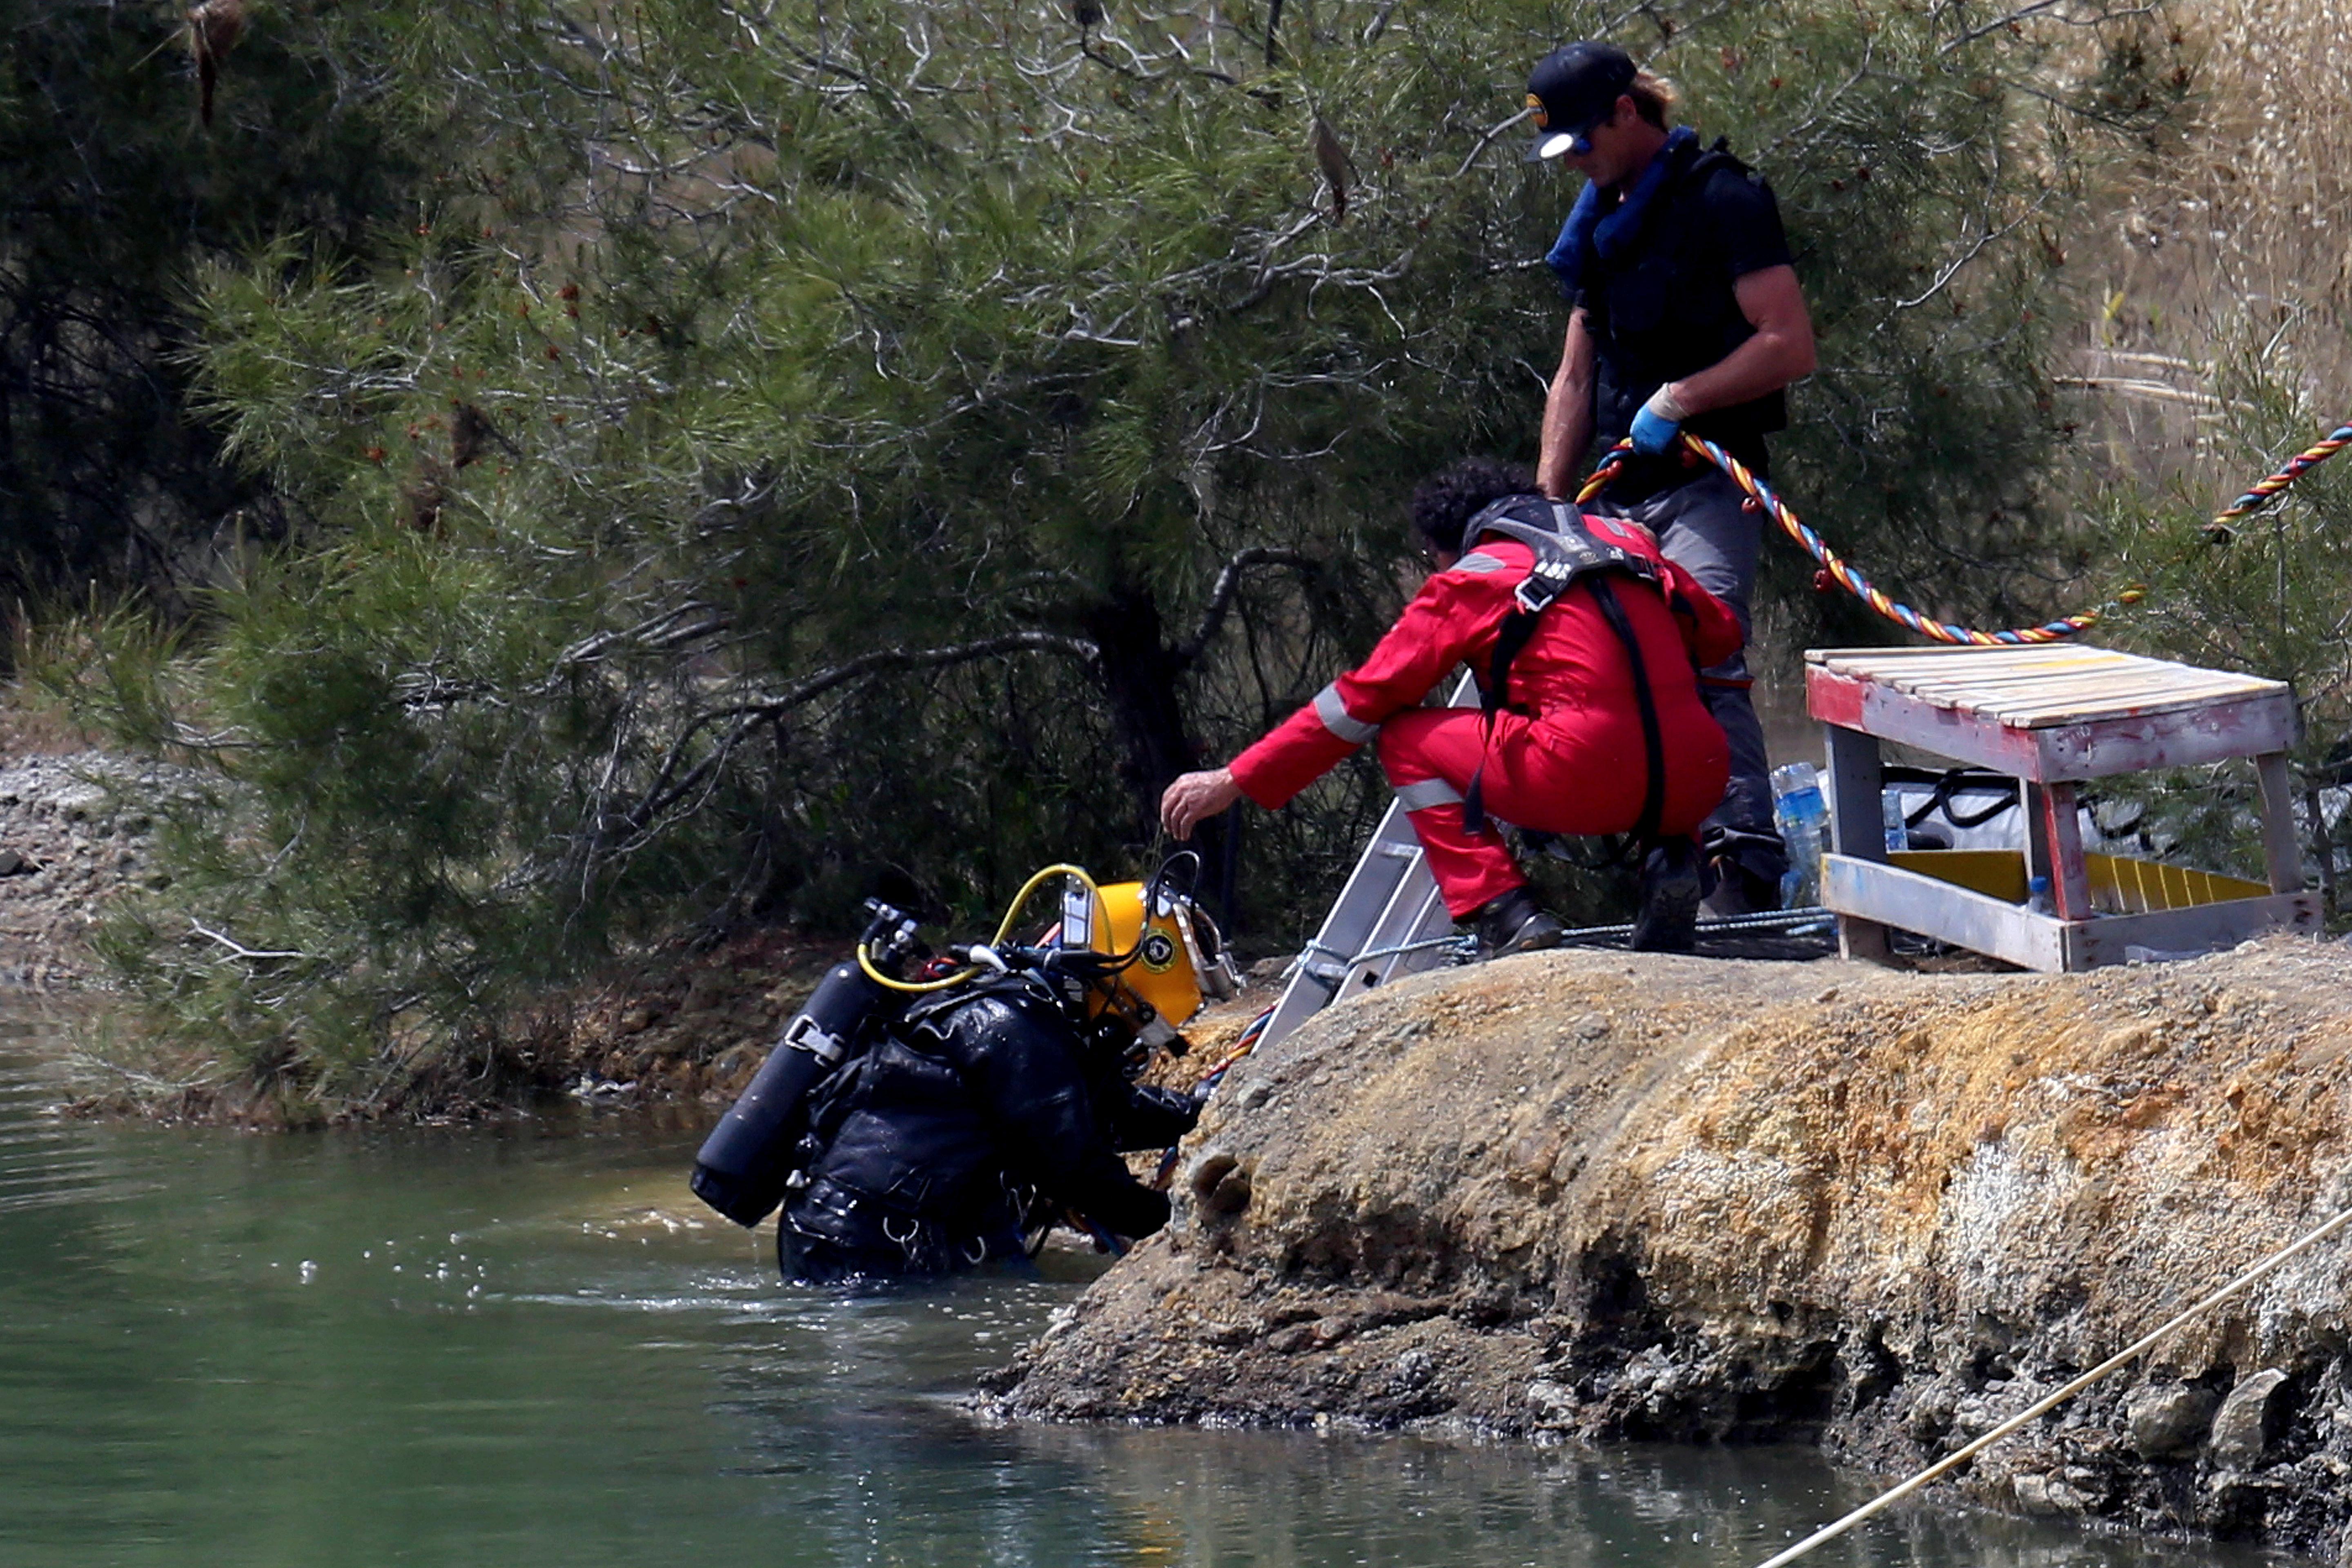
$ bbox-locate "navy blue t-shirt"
[1564,163,1793,311]
[1561,138,1794,479]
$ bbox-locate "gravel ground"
[0,752,198,991]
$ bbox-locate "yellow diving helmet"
[1057,875,1240,1048]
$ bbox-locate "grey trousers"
[1592,469,1785,884]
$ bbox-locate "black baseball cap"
[1524,42,1637,161]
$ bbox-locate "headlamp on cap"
[1524,40,1637,161]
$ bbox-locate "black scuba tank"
[688,904,918,1227]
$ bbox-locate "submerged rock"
[993,938,2352,1562]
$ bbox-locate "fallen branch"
[2051,374,2243,413]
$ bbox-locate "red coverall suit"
[1227,513,1743,919]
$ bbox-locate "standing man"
[1528,41,1816,914]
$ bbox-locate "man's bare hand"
[1160,768,1243,840]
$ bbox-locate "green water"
[0,1010,2284,1567]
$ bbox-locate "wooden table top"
[1804,645,2287,732]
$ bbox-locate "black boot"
[1471,887,1563,960]
[1699,860,1779,919]
[1633,839,1702,953]
[1699,827,1786,918]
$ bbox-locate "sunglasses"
[1564,101,1624,154]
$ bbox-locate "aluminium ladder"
[1257,674,1477,1049]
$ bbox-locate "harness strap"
[1582,575,1668,846]
[1459,502,1668,844]
[1460,595,1544,835]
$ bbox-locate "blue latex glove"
[1629,403,1682,456]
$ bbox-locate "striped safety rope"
[1577,435,2123,646]
[2207,419,2352,534]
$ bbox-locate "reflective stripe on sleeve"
[1451,552,1509,574]
[1312,682,1380,745]
[1393,778,1464,811]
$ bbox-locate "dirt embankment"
[0,748,856,1120]
[991,938,2352,1564]
[505,927,840,1104]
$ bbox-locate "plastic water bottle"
[1882,788,1910,853]
[1771,762,1829,909]
[2026,874,2053,916]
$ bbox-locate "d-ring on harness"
[882,1213,924,1264]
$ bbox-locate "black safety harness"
[1457,499,1670,848]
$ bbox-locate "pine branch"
[1177,548,1320,665]
[735,631,1103,716]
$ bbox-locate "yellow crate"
[1887,849,2270,915]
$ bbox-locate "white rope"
[1751,1200,2352,1568]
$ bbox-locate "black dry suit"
[779,971,1196,1281]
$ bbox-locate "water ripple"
[0,1048,149,1215]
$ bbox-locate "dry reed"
[2076,0,2352,483]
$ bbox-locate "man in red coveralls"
[1161,459,1742,955]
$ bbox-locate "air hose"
[854,862,1110,993]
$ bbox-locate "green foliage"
[2074,307,2352,887]
[0,0,442,609]
[42,0,2190,1114]
[2099,321,2352,697]
[1688,6,2189,640]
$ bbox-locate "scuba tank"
[688,902,920,1227]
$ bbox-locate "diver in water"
[690,869,1232,1283]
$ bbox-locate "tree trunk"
[1083,582,1195,831]
[1080,583,1239,927]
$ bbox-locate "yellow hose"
[854,863,1109,994]
[855,943,975,993]
[991,862,1106,947]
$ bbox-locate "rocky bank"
[0,751,189,989]
[993,938,2352,1562]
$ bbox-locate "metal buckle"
[1516,562,1569,613]
[781,1012,848,1065]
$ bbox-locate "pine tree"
[0,0,448,612]
[43,0,2187,1116]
